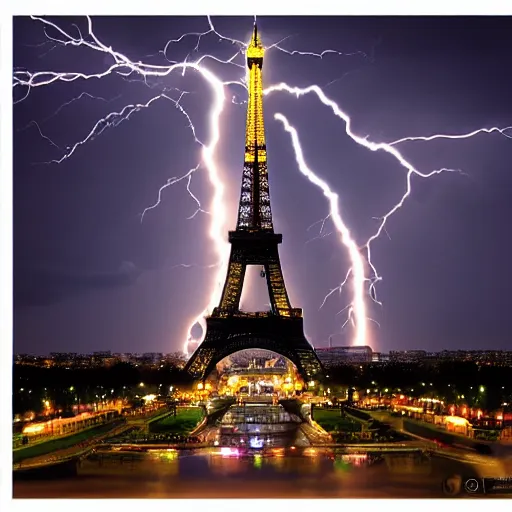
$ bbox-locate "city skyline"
[13,15,512,354]
[13,346,512,357]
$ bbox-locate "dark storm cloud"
[14,261,141,309]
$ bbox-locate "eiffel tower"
[184,24,323,382]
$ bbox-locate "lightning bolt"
[275,113,368,346]
[305,214,333,245]
[38,93,198,165]
[18,91,122,131]
[389,126,512,145]
[14,15,237,356]
[22,120,63,153]
[140,164,202,222]
[268,43,367,60]
[14,15,511,356]
[266,83,509,346]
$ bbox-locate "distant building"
[92,351,112,358]
[315,345,373,366]
[15,347,512,369]
[91,351,115,366]
[112,352,129,362]
[389,350,427,363]
[163,352,187,368]
[229,349,284,368]
[371,352,389,363]
[142,352,163,364]
[388,349,512,366]
[50,352,76,362]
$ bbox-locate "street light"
[479,386,485,393]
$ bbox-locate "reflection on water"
[14,447,496,499]
[206,449,327,477]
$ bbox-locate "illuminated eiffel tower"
[184,24,323,382]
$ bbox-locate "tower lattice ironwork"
[184,24,323,382]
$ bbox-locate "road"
[14,423,131,469]
[366,410,512,478]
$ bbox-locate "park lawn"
[13,422,119,464]
[149,407,204,435]
[313,409,362,433]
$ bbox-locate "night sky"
[13,16,512,355]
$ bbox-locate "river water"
[13,448,498,499]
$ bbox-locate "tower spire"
[236,23,273,231]
[248,21,262,63]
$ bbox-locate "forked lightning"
[14,15,511,354]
